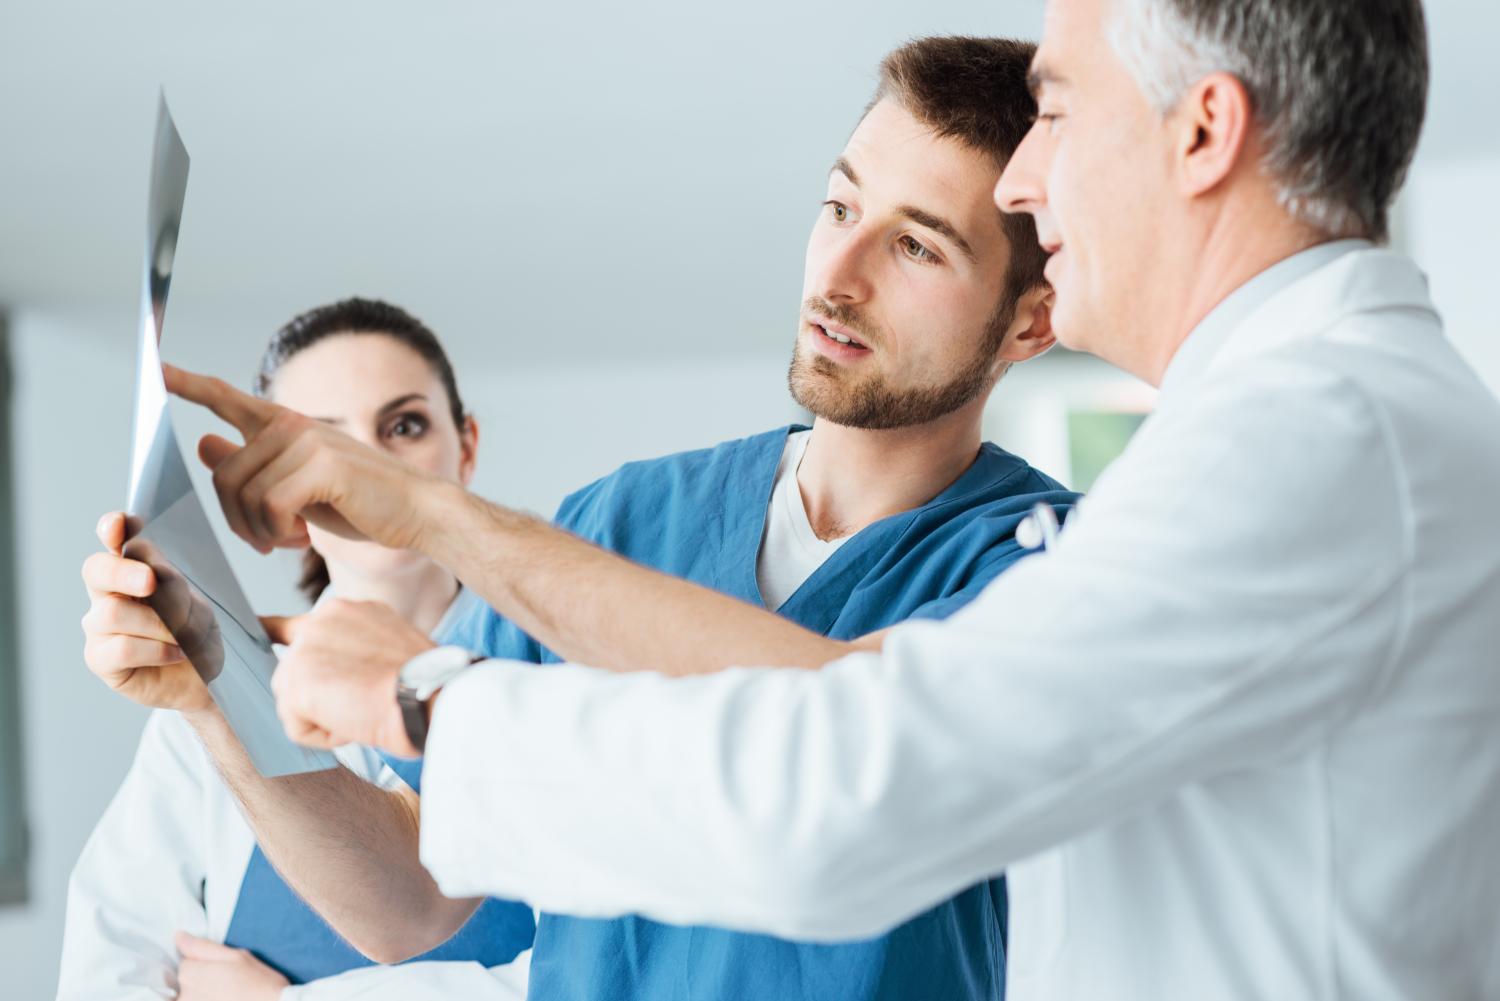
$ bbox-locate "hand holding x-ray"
[118,98,335,777]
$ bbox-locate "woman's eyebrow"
[306,393,428,426]
[376,393,428,418]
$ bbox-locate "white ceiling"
[0,0,1492,365]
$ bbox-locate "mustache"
[802,296,878,347]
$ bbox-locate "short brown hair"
[871,36,1048,299]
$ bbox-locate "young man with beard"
[80,36,1075,1001]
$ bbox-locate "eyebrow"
[1026,64,1067,98]
[830,156,860,186]
[830,156,976,263]
[897,205,976,263]
[310,392,429,426]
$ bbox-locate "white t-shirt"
[755,430,851,611]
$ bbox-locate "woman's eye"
[387,413,429,439]
[900,236,938,263]
[1036,112,1063,134]
[824,201,851,223]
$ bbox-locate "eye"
[385,412,430,440]
[1034,112,1064,134]
[824,200,854,224]
[899,235,940,264]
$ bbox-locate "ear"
[996,284,1057,364]
[1176,71,1253,198]
[458,415,479,488]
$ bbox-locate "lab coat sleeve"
[419,356,1410,941]
[281,952,530,1001]
[57,710,214,1000]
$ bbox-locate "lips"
[805,315,870,350]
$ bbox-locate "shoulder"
[554,426,794,530]
[974,442,1072,496]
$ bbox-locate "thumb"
[260,614,302,646]
[197,433,240,471]
[95,512,127,555]
[174,931,240,962]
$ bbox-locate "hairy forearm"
[417,481,870,676]
[183,707,480,962]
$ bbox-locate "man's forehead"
[1036,0,1105,81]
[840,101,996,192]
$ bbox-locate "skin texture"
[81,100,1058,961]
[993,0,1327,386]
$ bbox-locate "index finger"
[163,363,277,437]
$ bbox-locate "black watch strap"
[396,651,482,754]
[397,686,432,754]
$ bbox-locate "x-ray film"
[123,98,335,777]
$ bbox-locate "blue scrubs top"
[434,426,1078,1001]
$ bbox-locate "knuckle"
[99,634,130,663]
[275,410,310,438]
[96,596,127,632]
[81,552,109,585]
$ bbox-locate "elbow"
[348,929,419,966]
[734,829,895,942]
[348,899,474,964]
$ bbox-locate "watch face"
[401,646,476,698]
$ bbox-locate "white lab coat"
[58,591,531,1001]
[417,245,1500,999]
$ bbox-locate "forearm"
[417,481,864,676]
[183,707,480,962]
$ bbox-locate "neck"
[325,557,459,636]
[1142,202,1331,386]
[797,401,985,540]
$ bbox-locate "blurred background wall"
[0,1,1495,996]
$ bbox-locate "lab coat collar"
[1157,240,1435,404]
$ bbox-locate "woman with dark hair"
[61,299,535,1001]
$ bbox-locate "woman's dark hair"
[255,297,469,605]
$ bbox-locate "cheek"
[400,435,464,481]
[888,274,978,369]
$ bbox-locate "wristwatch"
[396,645,482,754]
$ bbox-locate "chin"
[321,541,427,580]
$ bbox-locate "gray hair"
[1106,0,1429,241]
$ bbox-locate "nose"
[346,427,383,453]
[995,123,1048,217]
[808,224,877,306]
